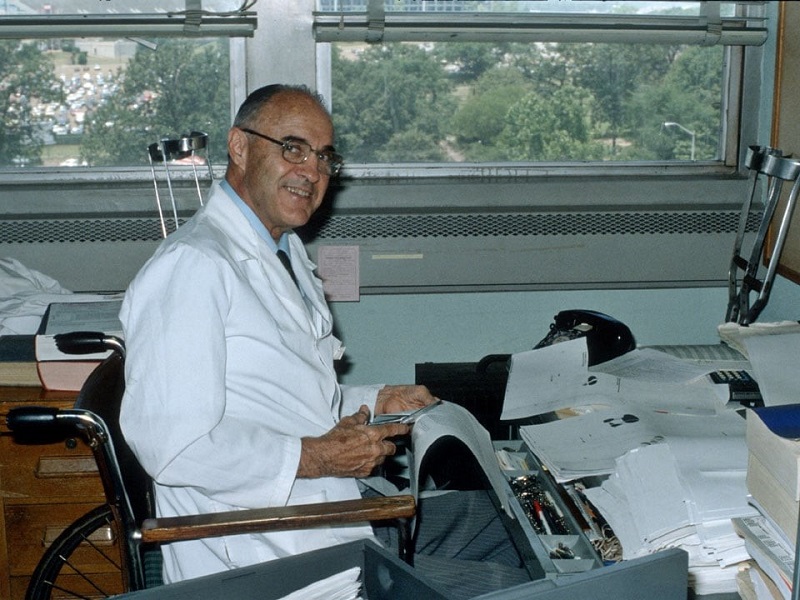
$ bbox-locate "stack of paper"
[718,321,800,358]
[733,515,794,600]
[745,405,800,546]
[520,407,748,483]
[276,566,362,600]
[583,442,754,595]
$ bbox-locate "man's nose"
[298,153,323,181]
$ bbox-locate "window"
[0,0,254,169]
[314,1,768,168]
[0,0,771,174]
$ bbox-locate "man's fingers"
[367,422,410,438]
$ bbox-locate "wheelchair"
[7,332,415,599]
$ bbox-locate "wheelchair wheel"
[26,504,125,600]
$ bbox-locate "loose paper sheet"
[410,401,510,514]
[741,332,800,407]
[502,338,729,422]
[520,403,747,482]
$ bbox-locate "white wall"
[332,276,800,386]
[331,285,737,385]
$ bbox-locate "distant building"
[74,39,138,60]
[0,0,36,15]
[318,0,477,11]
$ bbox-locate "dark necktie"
[276,249,299,287]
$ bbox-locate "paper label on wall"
[317,245,360,302]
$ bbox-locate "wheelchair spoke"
[26,505,125,600]
[42,580,97,600]
[53,552,115,598]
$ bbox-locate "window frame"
[0,0,775,186]
[0,0,257,38]
[309,0,768,179]
[313,0,767,46]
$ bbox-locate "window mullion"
[366,0,385,43]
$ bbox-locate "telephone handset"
[534,309,636,366]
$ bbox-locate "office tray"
[113,539,451,600]
[494,440,604,578]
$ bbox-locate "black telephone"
[534,309,636,366]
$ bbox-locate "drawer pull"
[44,524,115,547]
[36,456,98,478]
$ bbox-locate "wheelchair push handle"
[6,406,106,444]
[54,331,125,358]
[6,406,79,443]
[6,406,61,431]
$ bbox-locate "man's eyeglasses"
[239,128,344,176]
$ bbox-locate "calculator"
[709,370,763,406]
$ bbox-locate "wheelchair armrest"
[139,494,416,544]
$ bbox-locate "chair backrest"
[73,351,156,591]
[75,352,156,527]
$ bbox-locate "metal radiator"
[0,209,758,293]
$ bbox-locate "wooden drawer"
[10,571,125,600]
[0,388,111,599]
[5,502,118,575]
[1,433,104,501]
[6,502,124,600]
[0,388,76,414]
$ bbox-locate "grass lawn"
[42,143,82,167]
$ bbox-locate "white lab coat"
[119,181,382,583]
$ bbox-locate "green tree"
[80,39,230,166]
[499,85,604,161]
[625,46,723,160]
[560,43,678,155]
[506,42,572,93]
[450,66,531,161]
[430,42,508,82]
[376,127,446,162]
[0,41,61,167]
[331,43,455,163]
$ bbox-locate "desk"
[417,356,747,599]
[0,386,122,600]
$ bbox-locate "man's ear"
[227,127,248,168]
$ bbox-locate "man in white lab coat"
[120,84,528,594]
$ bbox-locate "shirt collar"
[220,179,291,256]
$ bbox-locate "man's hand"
[298,406,409,479]
[375,384,438,416]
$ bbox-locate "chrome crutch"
[726,147,800,324]
[147,131,213,238]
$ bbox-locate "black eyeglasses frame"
[239,127,343,176]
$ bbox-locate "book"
[747,452,799,547]
[37,359,102,392]
[746,406,800,502]
[35,299,123,362]
[0,335,40,387]
[737,560,786,600]
[733,515,793,599]
[33,298,123,391]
